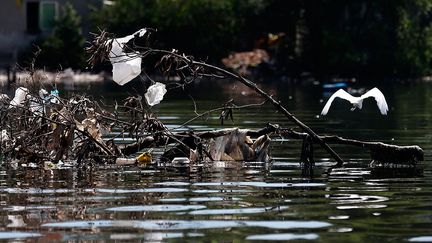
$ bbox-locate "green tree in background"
[93,0,268,59]
[395,0,432,77]
[38,2,86,69]
[91,0,432,79]
[313,0,432,79]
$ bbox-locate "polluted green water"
[0,80,431,242]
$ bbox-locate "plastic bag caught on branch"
[9,87,29,108]
[108,29,147,85]
[0,130,9,143]
[145,82,167,106]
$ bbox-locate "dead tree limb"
[120,124,423,166]
[144,49,345,167]
[281,129,423,165]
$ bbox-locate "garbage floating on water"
[115,151,152,166]
[205,129,270,162]
[115,158,137,166]
[137,151,152,164]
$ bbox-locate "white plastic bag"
[145,82,167,106]
[0,129,9,142]
[109,29,147,85]
[0,94,9,101]
[9,87,28,108]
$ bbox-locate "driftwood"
[281,129,423,165]
[119,123,423,166]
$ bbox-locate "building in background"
[0,0,102,67]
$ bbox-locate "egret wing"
[360,87,388,115]
[321,89,355,115]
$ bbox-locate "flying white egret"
[321,87,388,115]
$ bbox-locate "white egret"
[9,87,29,108]
[109,29,147,85]
[321,87,388,115]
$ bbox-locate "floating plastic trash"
[115,158,136,165]
[137,151,152,164]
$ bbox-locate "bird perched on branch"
[321,87,388,115]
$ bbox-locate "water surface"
[0,80,431,242]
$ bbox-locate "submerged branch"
[120,123,423,166]
[281,129,423,165]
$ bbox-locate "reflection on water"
[246,233,319,241]
[0,81,432,241]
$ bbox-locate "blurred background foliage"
[25,3,86,70]
[28,0,432,79]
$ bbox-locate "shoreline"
[0,68,106,86]
[2,67,432,88]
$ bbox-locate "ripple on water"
[0,232,42,239]
[0,188,74,194]
[110,232,204,241]
[153,182,191,186]
[328,194,389,204]
[106,205,206,212]
[246,233,319,241]
[2,205,57,211]
[94,188,188,193]
[192,181,326,188]
[192,182,292,187]
[408,236,432,242]
[159,197,241,202]
[328,215,350,220]
[188,206,289,215]
[336,205,387,210]
[192,189,253,193]
[42,220,332,230]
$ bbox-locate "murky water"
[0,80,431,242]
